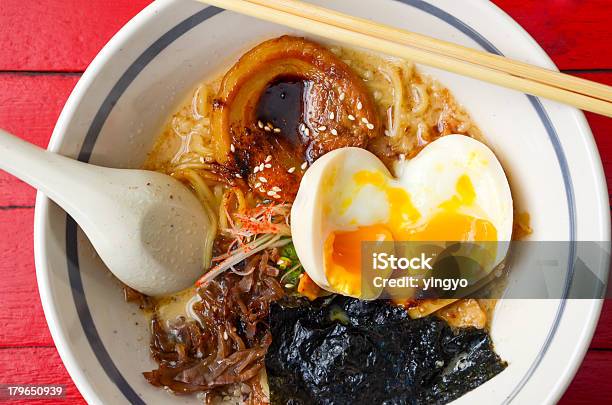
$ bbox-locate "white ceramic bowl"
[34,0,610,404]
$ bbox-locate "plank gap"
[562,68,612,74]
[585,347,612,352]
[0,345,56,350]
[0,70,83,76]
[0,205,35,210]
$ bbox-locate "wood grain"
[0,208,52,348]
[492,0,612,70]
[576,73,612,207]
[0,347,84,404]
[589,300,612,350]
[0,0,152,72]
[0,74,80,207]
[558,350,612,404]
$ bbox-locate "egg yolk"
[324,224,394,297]
[405,211,497,241]
[407,174,497,241]
[324,172,498,294]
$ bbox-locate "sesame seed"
[361,117,369,124]
[235,173,242,178]
[265,155,272,163]
[266,122,273,129]
[223,331,228,340]
[255,182,262,188]
[259,163,265,171]
[230,143,235,152]
[304,127,310,136]
[329,112,335,120]
[287,167,296,173]
[272,186,281,192]
[267,190,276,196]
[273,194,281,199]
[254,166,260,174]
[264,126,271,132]
[301,162,308,170]
[273,128,281,133]
[259,188,265,193]
[367,123,375,130]
[348,114,355,121]
[331,129,338,136]
[259,177,268,183]
[357,101,363,110]
[258,120,264,129]
[318,126,327,131]
[265,163,272,168]
[285,284,294,288]
[339,92,345,101]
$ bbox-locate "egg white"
[394,135,513,241]
[291,135,513,297]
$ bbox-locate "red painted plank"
[0,1,611,71]
[492,0,612,70]
[586,110,612,207]
[560,350,612,404]
[0,208,53,347]
[0,0,151,72]
[590,300,612,349]
[574,73,612,207]
[0,74,80,207]
[0,347,84,404]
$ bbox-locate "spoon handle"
[0,128,101,215]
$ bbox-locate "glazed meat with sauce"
[211,36,381,200]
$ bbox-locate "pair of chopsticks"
[197,0,612,118]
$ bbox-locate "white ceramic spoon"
[0,128,212,296]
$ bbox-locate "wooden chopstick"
[245,0,612,103]
[197,0,612,118]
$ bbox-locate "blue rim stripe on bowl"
[396,5,577,405]
[67,7,225,404]
[64,1,577,404]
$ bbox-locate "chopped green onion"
[281,243,299,262]
[276,256,292,270]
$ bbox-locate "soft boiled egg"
[290,135,513,299]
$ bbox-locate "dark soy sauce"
[256,75,311,151]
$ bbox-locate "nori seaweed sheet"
[266,296,507,405]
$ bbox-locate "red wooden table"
[0,1,610,403]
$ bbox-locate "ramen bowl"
[34,0,610,403]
